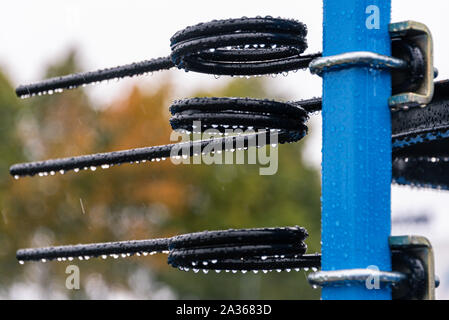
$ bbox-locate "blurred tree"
[0,51,321,299]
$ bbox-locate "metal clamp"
[308,235,438,299]
[389,21,434,109]
[309,51,408,75]
[308,268,406,288]
[389,235,437,300]
[310,20,435,109]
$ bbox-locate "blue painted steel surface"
[321,0,392,299]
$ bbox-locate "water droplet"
[193,269,199,273]
[19,260,24,265]
[14,175,19,180]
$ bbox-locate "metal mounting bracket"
[309,20,434,110]
[389,21,434,109]
[389,235,437,300]
[307,235,438,300]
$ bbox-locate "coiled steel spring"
[12,17,449,273]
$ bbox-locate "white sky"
[1,0,449,298]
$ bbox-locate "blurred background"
[0,0,448,299]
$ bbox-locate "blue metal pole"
[321,0,392,299]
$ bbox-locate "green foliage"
[0,52,321,299]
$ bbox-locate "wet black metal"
[170,17,314,75]
[15,17,319,98]
[10,16,449,281]
[16,227,321,270]
[16,238,170,261]
[11,81,449,191]
[391,80,449,189]
[167,226,317,270]
[391,252,426,300]
[10,97,309,177]
[16,57,174,98]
